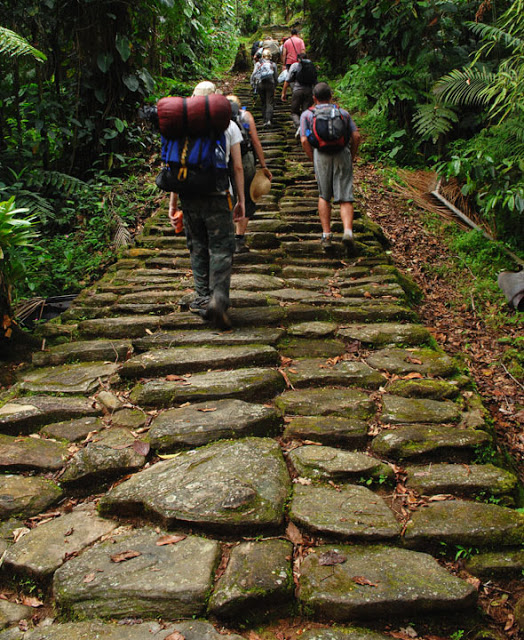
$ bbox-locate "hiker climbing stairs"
[0,64,522,640]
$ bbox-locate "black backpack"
[306,105,349,154]
[230,103,253,156]
[295,59,317,86]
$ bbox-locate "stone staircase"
[0,72,522,640]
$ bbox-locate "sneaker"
[189,297,210,314]
[234,236,250,254]
[206,293,232,330]
[321,234,333,251]
[342,232,355,256]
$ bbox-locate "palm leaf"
[0,26,46,62]
[467,22,524,52]
[412,103,459,143]
[434,68,495,107]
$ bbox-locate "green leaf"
[122,73,139,92]
[97,52,113,73]
[114,118,125,133]
[115,34,131,62]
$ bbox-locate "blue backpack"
[157,132,229,195]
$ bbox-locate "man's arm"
[301,135,314,162]
[245,111,272,181]
[350,129,361,162]
[230,142,245,221]
[281,79,290,101]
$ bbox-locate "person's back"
[282,29,305,68]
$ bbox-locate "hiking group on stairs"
[158,27,360,333]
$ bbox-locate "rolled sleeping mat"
[157,94,232,138]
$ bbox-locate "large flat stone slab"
[0,396,101,434]
[301,629,394,640]
[366,348,457,377]
[290,485,401,540]
[208,539,293,617]
[406,463,518,497]
[283,416,368,448]
[0,475,63,520]
[286,359,385,389]
[330,304,416,323]
[298,544,476,619]
[0,621,245,640]
[0,434,68,472]
[3,504,118,577]
[386,378,462,400]
[337,323,430,347]
[120,345,279,378]
[32,340,132,366]
[60,428,147,483]
[404,500,524,547]
[78,316,162,338]
[465,549,524,579]
[130,367,285,407]
[53,528,220,619]
[372,425,491,461]
[133,327,284,350]
[381,395,461,424]
[99,438,291,530]
[148,399,281,451]
[18,362,120,395]
[288,322,338,338]
[230,273,285,290]
[289,446,393,483]
[40,416,105,442]
[275,389,375,420]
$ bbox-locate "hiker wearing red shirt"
[282,29,305,69]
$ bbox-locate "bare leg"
[340,202,354,233]
[318,197,332,234]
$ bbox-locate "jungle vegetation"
[0,0,522,342]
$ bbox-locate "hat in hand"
[249,169,271,202]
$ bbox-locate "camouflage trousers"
[179,194,235,308]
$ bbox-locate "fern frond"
[412,104,459,143]
[467,22,524,52]
[14,191,56,225]
[0,26,46,62]
[28,171,87,195]
[112,215,133,249]
[434,68,495,107]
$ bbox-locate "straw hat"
[250,169,271,202]
[192,81,216,97]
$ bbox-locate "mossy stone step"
[290,484,401,540]
[120,344,279,378]
[40,416,105,442]
[371,425,491,461]
[289,446,393,482]
[366,347,458,377]
[53,528,220,619]
[0,396,102,434]
[0,475,63,520]
[285,358,385,389]
[208,539,294,618]
[336,322,431,347]
[386,378,463,400]
[133,327,285,351]
[99,438,290,530]
[330,303,417,323]
[406,463,518,497]
[381,394,462,424]
[275,388,375,419]
[0,434,68,472]
[147,399,281,451]
[32,339,133,366]
[18,361,120,395]
[404,500,524,548]
[298,544,476,619]
[283,415,368,448]
[130,367,285,407]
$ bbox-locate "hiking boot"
[234,236,250,254]
[342,232,355,257]
[189,296,210,314]
[321,233,333,252]
[207,293,232,330]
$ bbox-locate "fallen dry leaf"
[12,528,30,543]
[110,550,142,563]
[156,534,187,546]
[352,575,378,587]
[165,632,186,640]
[132,440,150,456]
[319,550,347,566]
[197,407,217,412]
[21,596,44,608]
[286,521,304,545]
[83,573,96,583]
[402,372,424,380]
